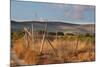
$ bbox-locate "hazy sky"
[11,0,95,24]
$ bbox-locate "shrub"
[48,32,56,36]
[57,32,64,36]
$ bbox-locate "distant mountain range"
[11,21,95,34]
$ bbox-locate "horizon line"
[11,19,95,25]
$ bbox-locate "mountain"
[11,21,95,34]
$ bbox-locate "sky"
[11,0,95,24]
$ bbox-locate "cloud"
[64,5,87,20]
[72,5,85,19]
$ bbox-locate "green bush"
[11,31,25,40]
[48,32,56,35]
[57,32,64,36]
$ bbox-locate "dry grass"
[22,48,39,64]
[12,39,26,59]
[11,34,95,66]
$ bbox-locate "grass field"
[11,30,95,66]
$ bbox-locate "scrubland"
[11,31,95,66]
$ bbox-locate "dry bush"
[77,51,95,62]
[49,37,95,62]
[12,39,26,59]
[12,38,40,65]
[22,48,39,65]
